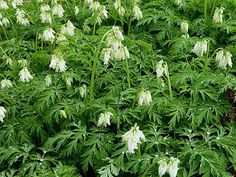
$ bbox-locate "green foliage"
[0,0,236,176]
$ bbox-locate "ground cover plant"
[0,0,236,176]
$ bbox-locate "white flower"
[74,6,79,15]
[0,106,6,123]
[2,55,12,65]
[180,22,189,33]
[45,74,52,86]
[158,160,168,177]
[89,1,100,11]
[112,26,124,41]
[40,11,52,24]
[0,0,8,9]
[1,17,10,26]
[103,48,112,65]
[79,85,87,98]
[12,0,23,8]
[1,79,12,89]
[133,5,142,20]
[40,4,51,12]
[167,157,180,177]
[138,90,152,106]
[60,110,67,118]
[192,40,208,57]
[156,60,165,78]
[49,53,67,72]
[16,9,29,26]
[61,20,76,36]
[52,4,64,17]
[216,50,232,69]
[122,124,145,153]
[42,28,55,43]
[18,59,27,68]
[97,112,113,127]
[85,0,93,5]
[100,5,108,18]
[56,34,68,46]
[213,7,224,23]
[19,67,33,82]
[114,0,125,16]
[112,45,130,61]
[174,0,182,5]
[65,76,73,86]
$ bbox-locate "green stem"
[89,30,112,107]
[125,58,131,89]
[93,22,97,36]
[1,26,8,40]
[141,160,157,177]
[165,64,173,100]
[211,0,217,16]
[127,16,132,36]
[204,0,208,21]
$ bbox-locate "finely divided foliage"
[0,0,236,176]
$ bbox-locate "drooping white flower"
[1,79,12,89]
[114,0,125,16]
[16,9,29,26]
[60,110,67,118]
[40,4,51,12]
[216,50,232,69]
[103,48,112,65]
[122,124,145,153]
[79,84,87,98]
[40,11,52,24]
[167,157,180,177]
[18,59,27,68]
[19,67,33,82]
[0,0,8,9]
[180,22,189,33]
[56,34,68,46]
[97,111,113,127]
[12,0,23,8]
[0,106,6,123]
[99,5,108,19]
[158,160,168,177]
[45,74,52,86]
[65,76,73,87]
[156,60,165,78]
[42,28,55,43]
[192,40,208,57]
[1,17,10,26]
[85,0,93,6]
[2,55,12,65]
[49,53,67,72]
[213,7,224,23]
[52,4,64,17]
[174,0,182,5]
[133,5,142,20]
[61,20,76,36]
[74,6,79,15]
[138,90,152,106]
[89,1,100,11]
[112,26,124,41]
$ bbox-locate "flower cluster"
[122,124,145,153]
[215,50,232,69]
[114,0,125,16]
[42,28,55,43]
[0,14,10,26]
[213,7,224,23]
[40,4,52,24]
[138,90,152,106]
[45,74,52,86]
[0,106,6,123]
[192,40,208,57]
[1,79,12,89]
[103,26,130,65]
[97,112,113,127]
[19,67,33,82]
[0,0,8,10]
[16,8,29,26]
[12,0,23,9]
[79,85,87,98]
[61,20,76,36]
[49,53,67,72]
[158,157,180,177]
[88,1,108,25]
[133,5,142,20]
